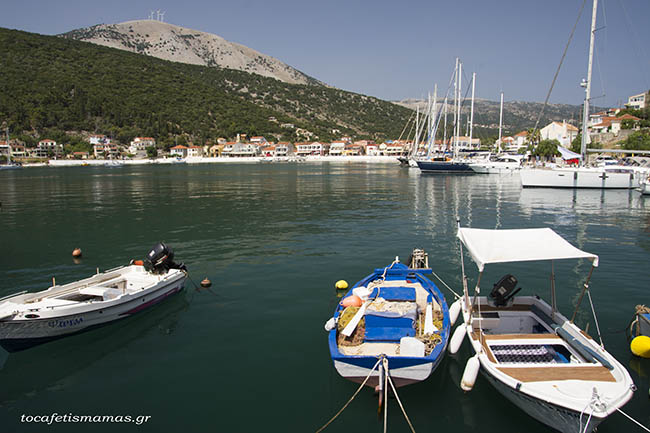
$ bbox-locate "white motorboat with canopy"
[450,226,634,433]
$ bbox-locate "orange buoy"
[133,260,144,266]
[200,278,212,288]
[72,248,82,258]
[340,295,362,308]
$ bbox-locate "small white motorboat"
[450,226,634,433]
[0,243,187,352]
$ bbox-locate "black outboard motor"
[144,242,186,274]
[489,274,521,307]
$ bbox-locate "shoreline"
[34,155,401,167]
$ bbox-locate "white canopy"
[558,145,581,160]
[457,227,599,271]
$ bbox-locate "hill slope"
[61,20,320,86]
[0,27,411,146]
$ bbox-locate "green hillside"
[0,27,411,147]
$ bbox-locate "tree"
[146,146,158,158]
[533,139,560,159]
[621,131,650,151]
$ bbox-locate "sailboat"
[520,0,639,189]
[449,225,634,433]
[417,60,477,174]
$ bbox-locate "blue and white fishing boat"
[326,250,450,388]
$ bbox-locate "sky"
[2,0,649,107]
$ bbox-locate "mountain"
[61,20,320,86]
[0,27,411,147]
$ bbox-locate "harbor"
[1,162,649,432]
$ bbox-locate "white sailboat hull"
[520,167,637,189]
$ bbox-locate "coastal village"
[0,88,646,164]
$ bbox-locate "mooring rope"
[616,407,650,432]
[429,270,461,300]
[315,358,382,433]
[386,367,417,433]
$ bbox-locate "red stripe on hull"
[120,286,180,316]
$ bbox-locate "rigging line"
[397,109,415,143]
[315,358,382,433]
[532,0,588,136]
[430,270,461,300]
[585,288,604,348]
[617,0,650,90]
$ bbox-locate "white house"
[129,137,155,154]
[38,139,63,156]
[295,142,328,156]
[275,142,290,156]
[627,92,647,110]
[328,141,346,156]
[170,145,188,158]
[93,143,118,158]
[89,135,110,145]
[187,145,203,157]
[540,121,579,146]
[230,142,259,157]
[366,143,379,156]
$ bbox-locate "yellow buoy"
[335,280,348,290]
[630,336,650,358]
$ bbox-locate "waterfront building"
[230,142,259,157]
[540,121,579,145]
[170,145,188,158]
[187,145,203,157]
[275,142,291,156]
[295,141,329,156]
[129,137,156,154]
[38,139,63,156]
[93,143,119,159]
[89,134,110,145]
[328,141,345,156]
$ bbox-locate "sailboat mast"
[498,92,503,153]
[443,97,448,153]
[469,72,476,152]
[414,105,420,157]
[581,0,598,165]
[5,127,9,165]
[454,62,463,159]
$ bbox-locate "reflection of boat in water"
[0,290,189,404]
[327,252,450,388]
[470,154,523,174]
[0,243,187,352]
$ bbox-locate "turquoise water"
[1,163,649,432]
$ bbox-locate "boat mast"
[443,97,448,153]
[414,105,420,158]
[498,92,503,153]
[580,0,598,165]
[5,127,9,165]
[469,72,476,153]
[454,59,462,160]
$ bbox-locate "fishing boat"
[450,226,634,433]
[326,250,450,388]
[0,243,187,352]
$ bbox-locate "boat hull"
[417,160,473,173]
[0,276,185,352]
[482,368,603,433]
[520,167,636,189]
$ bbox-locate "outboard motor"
[489,274,521,307]
[144,242,186,274]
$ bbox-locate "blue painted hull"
[328,262,450,387]
[416,160,473,173]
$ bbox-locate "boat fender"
[449,299,462,326]
[449,324,467,354]
[460,355,480,391]
[631,336,650,358]
[335,280,348,290]
[131,260,144,266]
[340,295,363,308]
[324,317,337,332]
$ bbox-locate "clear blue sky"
[2,0,649,107]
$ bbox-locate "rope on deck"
[315,358,382,433]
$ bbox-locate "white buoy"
[449,299,462,326]
[460,355,480,391]
[449,324,467,354]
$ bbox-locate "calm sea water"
[1,163,649,433]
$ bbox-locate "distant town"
[0,91,647,164]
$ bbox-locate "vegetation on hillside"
[0,28,411,146]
